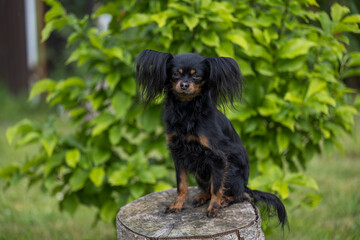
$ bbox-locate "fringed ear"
[205,57,243,108]
[136,49,173,105]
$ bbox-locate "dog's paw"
[165,203,182,214]
[192,193,210,207]
[192,198,207,208]
[206,207,220,218]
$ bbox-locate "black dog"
[136,49,287,228]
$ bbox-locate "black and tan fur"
[136,49,287,228]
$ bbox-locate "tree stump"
[116,187,265,240]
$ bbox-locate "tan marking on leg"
[177,169,188,205]
[220,195,235,208]
[185,134,198,142]
[195,192,211,202]
[198,135,210,148]
[166,169,188,213]
[193,192,211,207]
[166,132,177,144]
[207,175,225,217]
[185,134,210,148]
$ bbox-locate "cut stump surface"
[116,187,265,240]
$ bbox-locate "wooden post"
[117,187,265,240]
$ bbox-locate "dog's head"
[136,49,242,106]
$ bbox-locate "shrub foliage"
[1,0,360,226]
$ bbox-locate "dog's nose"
[180,82,189,90]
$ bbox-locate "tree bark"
[117,187,265,240]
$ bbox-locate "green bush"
[1,0,360,230]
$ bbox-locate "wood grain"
[117,187,265,240]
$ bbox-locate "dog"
[136,49,287,228]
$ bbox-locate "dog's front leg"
[207,157,226,218]
[165,167,188,213]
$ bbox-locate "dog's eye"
[172,72,180,79]
[192,74,202,80]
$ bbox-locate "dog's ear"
[136,49,173,105]
[205,57,243,108]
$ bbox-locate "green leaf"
[122,13,152,30]
[255,145,269,160]
[15,132,40,147]
[69,168,89,192]
[90,113,115,137]
[42,18,68,42]
[237,59,254,76]
[61,194,79,216]
[243,44,272,62]
[276,56,306,72]
[183,15,199,31]
[29,79,57,100]
[138,170,156,184]
[303,193,322,208]
[89,167,105,187]
[100,200,118,222]
[331,3,350,23]
[169,2,194,14]
[65,149,80,168]
[285,173,319,190]
[130,183,146,199]
[137,106,162,133]
[284,92,303,104]
[103,47,124,61]
[112,92,132,118]
[342,68,360,78]
[258,95,279,116]
[201,31,220,47]
[305,78,327,100]
[278,39,315,59]
[272,181,289,199]
[148,165,168,179]
[106,72,121,91]
[277,131,289,152]
[68,108,86,119]
[333,23,360,34]
[342,14,360,23]
[215,41,234,58]
[152,12,168,28]
[56,77,85,90]
[109,125,122,145]
[255,60,274,76]
[120,77,137,96]
[154,182,173,192]
[44,1,66,23]
[44,153,63,177]
[108,168,132,186]
[89,34,103,49]
[347,53,360,67]
[307,0,319,7]
[41,135,57,157]
[92,148,111,166]
[0,165,20,181]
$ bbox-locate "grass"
[269,122,360,240]
[0,88,359,239]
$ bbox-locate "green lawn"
[0,90,359,239]
[269,125,360,240]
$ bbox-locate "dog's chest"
[167,131,211,170]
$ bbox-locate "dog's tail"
[245,188,288,229]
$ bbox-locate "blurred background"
[0,0,360,239]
